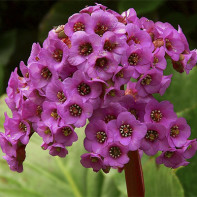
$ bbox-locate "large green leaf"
[118,0,164,15]
[0,94,122,197]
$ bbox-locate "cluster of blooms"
[0,3,197,173]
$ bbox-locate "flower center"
[77,82,91,96]
[109,146,122,159]
[129,108,138,120]
[73,22,85,32]
[41,67,52,80]
[69,104,82,116]
[104,40,117,51]
[51,109,59,120]
[19,122,27,132]
[91,157,99,163]
[79,43,93,56]
[94,23,108,36]
[151,110,163,122]
[57,91,66,103]
[119,124,132,137]
[165,39,173,50]
[95,57,108,69]
[141,75,152,85]
[36,105,43,116]
[107,90,116,97]
[170,125,180,138]
[104,114,116,123]
[52,49,63,62]
[62,127,72,136]
[145,130,158,142]
[44,127,51,135]
[116,71,124,78]
[96,131,107,143]
[164,151,174,158]
[128,53,140,65]
[153,57,159,65]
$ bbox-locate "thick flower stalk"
[0,4,197,191]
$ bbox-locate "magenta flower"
[64,13,93,36]
[68,32,101,67]
[159,74,172,96]
[27,43,42,64]
[0,133,17,157]
[54,125,78,146]
[80,153,104,172]
[156,148,189,168]
[167,118,191,148]
[151,47,167,71]
[89,102,126,123]
[42,38,69,71]
[136,69,163,97]
[63,70,102,102]
[121,45,151,79]
[84,120,111,153]
[144,99,177,126]
[126,23,153,50]
[46,78,68,103]
[119,95,146,122]
[121,8,139,24]
[41,101,62,127]
[49,144,68,157]
[4,113,31,145]
[107,112,147,150]
[58,94,93,127]
[87,52,118,81]
[140,122,168,155]
[100,141,129,168]
[101,31,126,62]
[182,139,197,159]
[90,10,126,36]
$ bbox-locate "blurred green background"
[0,0,197,196]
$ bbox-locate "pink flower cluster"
[1,3,197,173]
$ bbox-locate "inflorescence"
[0,3,197,173]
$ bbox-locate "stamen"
[109,146,122,159]
[73,22,85,32]
[69,104,82,116]
[170,125,180,138]
[164,151,174,158]
[150,110,163,122]
[95,23,108,36]
[62,127,72,136]
[51,109,59,120]
[104,40,117,51]
[145,130,158,142]
[41,67,52,80]
[119,124,132,137]
[128,53,140,65]
[19,122,27,132]
[52,49,63,62]
[79,43,93,56]
[96,131,107,143]
[104,114,116,123]
[77,82,91,96]
[57,91,66,103]
[141,75,152,85]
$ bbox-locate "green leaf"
[118,0,164,15]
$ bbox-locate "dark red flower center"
[62,126,72,136]
[165,39,173,50]
[104,40,117,51]
[128,53,140,65]
[19,122,27,132]
[109,146,122,159]
[51,109,59,120]
[96,131,107,143]
[41,67,52,80]
[170,125,180,138]
[77,82,91,96]
[129,108,138,120]
[69,104,82,116]
[90,157,99,163]
[36,105,43,116]
[79,43,93,56]
[119,124,132,137]
[73,22,85,32]
[57,91,66,103]
[151,110,163,122]
[141,75,152,85]
[164,151,174,158]
[145,130,158,142]
[94,23,108,36]
[53,49,63,62]
[95,57,108,69]
[104,114,116,123]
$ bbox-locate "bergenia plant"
[1,3,197,197]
